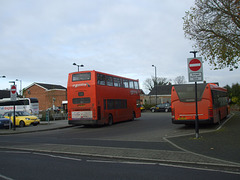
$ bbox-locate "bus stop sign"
[10,85,17,101]
[187,57,203,82]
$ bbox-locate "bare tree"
[183,0,240,70]
[143,76,171,92]
[174,76,186,84]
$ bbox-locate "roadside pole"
[188,51,203,139]
[10,84,17,131]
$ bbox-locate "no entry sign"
[11,85,16,94]
[187,57,203,82]
[189,59,202,71]
[10,85,17,101]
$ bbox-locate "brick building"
[23,83,67,111]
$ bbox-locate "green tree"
[231,83,240,105]
[183,0,240,70]
[225,83,240,106]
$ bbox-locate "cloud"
[0,0,239,93]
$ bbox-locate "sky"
[0,0,239,94]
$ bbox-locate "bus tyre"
[108,114,113,126]
[19,121,25,127]
[131,112,135,121]
[218,112,221,125]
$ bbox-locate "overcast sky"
[0,0,239,94]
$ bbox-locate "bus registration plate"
[72,111,92,119]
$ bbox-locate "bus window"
[113,77,121,87]
[174,84,206,102]
[97,74,106,85]
[30,98,38,103]
[134,81,139,89]
[106,76,113,86]
[129,81,134,89]
[72,97,90,104]
[123,79,129,88]
[72,73,91,82]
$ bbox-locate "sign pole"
[10,84,17,131]
[190,51,199,139]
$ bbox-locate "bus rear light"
[171,108,175,118]
[208,107,213,118]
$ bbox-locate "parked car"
[0,114,12,129]
[150,103,171,112]
[140,105,145,112]
[3,111,40,127]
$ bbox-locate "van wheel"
[108,114,113,126]
[19,121,25,127]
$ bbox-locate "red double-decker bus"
[171,83,229,125]
[67,70,141,126]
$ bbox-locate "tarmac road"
[167,111,240,164]
[0,111,240,173]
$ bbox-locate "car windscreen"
[174,84,206,102]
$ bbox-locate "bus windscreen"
[174,84,206,102]
[72,73,91,81]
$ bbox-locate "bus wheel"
[19,121,25,127]
[131,112,135,121]
[218,112,221,125]
[108,114,113,126]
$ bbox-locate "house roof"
[148,85,172,96]
[26,83,66,91]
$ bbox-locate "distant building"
[145,85,172,105]
[23,83,67,111]
[0,90,10,99]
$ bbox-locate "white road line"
[32,152,82,162]
[0,174,14,180]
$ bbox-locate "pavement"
[0,113,240,172]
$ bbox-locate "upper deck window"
[123,79,129,88]
[106,76,113,86]
[97,74,106,85]
[113,77,121,87]
[129,80,134,89]
[72,73,91,82]
[134,81,139,89]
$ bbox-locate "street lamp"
[0,76,6,78]
[16,79,22,97]
[9,81,15,85]
[152,65,157,105]
[73,63,84,72]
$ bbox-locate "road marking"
[0,174,14,180]
[33,152,82,162]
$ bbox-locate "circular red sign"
[189,59,202,71]
[11,85,16,94]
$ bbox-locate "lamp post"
[152,65,157,105]
[73,63,84,72]
[16,79,22,97]
[0,76,6,78]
